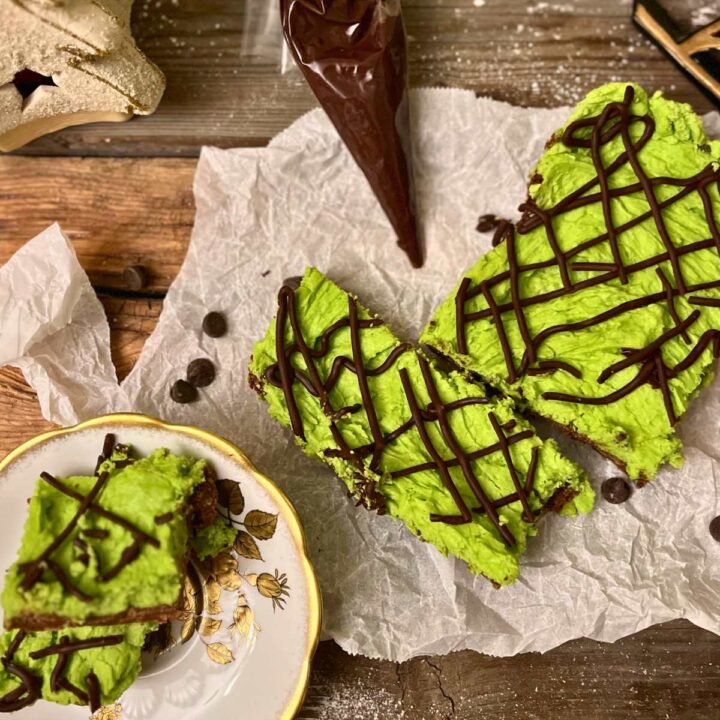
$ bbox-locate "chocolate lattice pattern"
[266,288,542,545]
[18,435,160,602]
[455,85,720,425]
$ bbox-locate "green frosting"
[0,623,154,708]
[422,83,720,481]
[192,517,238,560]
[2,447,207,625]
[251,268,593,585]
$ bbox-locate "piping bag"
[281,0,423,267]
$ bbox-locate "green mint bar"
[3,444,207,629]
[250,268,593,586]
[422,83,720,482]
[0,623,154,712]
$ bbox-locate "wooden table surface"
[1,1,719,718]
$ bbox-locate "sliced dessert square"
[0,622,154,713]
[249,268,593,586]
[422,83,720,482]
[2,437,217,630]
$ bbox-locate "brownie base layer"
[5,594,183,631]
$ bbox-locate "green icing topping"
[2,447,207,625]
[251,268,592,586]
[422,83,720,482]
[0,623,154,708]
[192,517,238,560]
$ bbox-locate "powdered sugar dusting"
[691,6,718,27]
[305,678,405,720]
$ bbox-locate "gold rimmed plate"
[0,414,322,720]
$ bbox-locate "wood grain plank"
[0,157,196,293]
[11,0,714,157]
[301,621,720,719]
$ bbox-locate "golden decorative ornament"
[233,603,255,636]
[205,578,223,615]
[93,703,123,720]
[199,617,223,637]
[234,530,263,561]
[257,570,291,611]
[207,642,234,665]
[218,569,243,591]
[211,550,238,578]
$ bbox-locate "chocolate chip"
[123,265,148,292]
[601,477,632,504]
[529,173,544,185]
[202,312,227,338]
[283,276,303,290]
[170,379,198,404]
[710,516,720,542]
[476,214,501,233]
[187,358,216,388]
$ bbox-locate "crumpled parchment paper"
[2,89,719,662]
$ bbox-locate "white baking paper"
[2,89,720,662]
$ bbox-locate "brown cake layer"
[6,477,218,632]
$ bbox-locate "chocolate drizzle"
[154,512,174,525]
[0,631,40,712]
[0,630,123,711]
[18,436,161,603]
[453,86,720,425]
[266,284,543,544]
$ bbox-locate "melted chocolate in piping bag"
[281,0,423,267]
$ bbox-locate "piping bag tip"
[282,0,423,270]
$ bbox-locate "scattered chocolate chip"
[123,265,148,292]
[476,214,502,233]
[261,269,271,277]
[202,312,227,338]
[170,379,198,404]
[283,276,303,290]
[529,173,544,185]
[187,358,216,388]
[601,477,632,504]
[710,516,720,542]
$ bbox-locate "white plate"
[0,414,321,720]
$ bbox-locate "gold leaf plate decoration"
[0,413,321,720]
